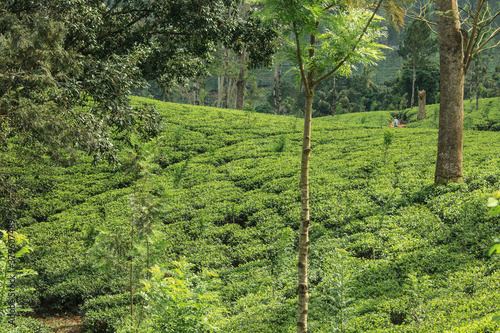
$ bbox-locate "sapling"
[137,261,226,332]
[311,249,355,332]
[90,147,162,329]
[382,129,395,163]
[0,231,36,325]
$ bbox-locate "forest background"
[136,0,500,118]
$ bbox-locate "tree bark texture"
[225,76,231,108]
[475,60,479,110]
[297,91,313,333]
[217,76,223,108]
[224,49,231,109]
[296,80,303,119]
[417,90,426,119]
[235,48,248,110]
[434,0,464,184]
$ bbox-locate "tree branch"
[404,1,438,34]
[463,0,485,68]
[471,26,500,58]
[293,21,311,96]
[77,15,147,54]
[313,0,385,88]
[480,10,500,26]
[323,4,337,11]
[458,5,475,22]
[105,0,126,17]
[107,8,153,17]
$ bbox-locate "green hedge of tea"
[7,96,500,332]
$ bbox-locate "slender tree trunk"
[278,63,283,115]
[332,76,336,116]
[417,90,426,119]
[225,76,231,109]
[194,76,200,106]
[297,91,313,333]
[434,0,464,184]
[475,60,479,110]
[235,2,250,110]
[235,48,248,110]
[217,76,223,108]
[411,53,416,109]
[181,86,193,105]
[273,63,279,115]
[224,49,230,109]
[228,78,236,109]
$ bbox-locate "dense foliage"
[0,0,275,165]
[2,96,500,331]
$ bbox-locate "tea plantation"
[3,96,500,332]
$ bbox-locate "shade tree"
[407,0,500,184]
[256,0,404,331]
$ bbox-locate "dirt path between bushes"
[33,315,83,333]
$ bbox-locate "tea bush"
[5,96,500,331]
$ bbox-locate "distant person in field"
[393,117,399,127]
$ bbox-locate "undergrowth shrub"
[81,293,134,333]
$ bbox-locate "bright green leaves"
[256,0,391,91]
[488,191,500,257]
[0,231,36,322]
[139,261,226,333]
[315,10,389,77]
[487,191,500,216]
[383,129,395,147]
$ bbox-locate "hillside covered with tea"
[2,96,500,332]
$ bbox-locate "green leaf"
[488,243,500,256]
[487,196,498,208]
[489,205,500,217]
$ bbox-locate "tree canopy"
[0,0,276,166]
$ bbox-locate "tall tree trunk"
[235,48,248,110]
[332,76,336,116]
[278,63,283,115]
[224,49,230,109]
[475,59,479,110]
[434,0,464,185]
[468,71,473,100]
[417,90,426,119]
[225,76,231,109]
[273,63,279,115]
[194,76,200,106]
[411,53,416,109]
[235,2,250,110]
[217,76,223,108]
[181,86,193,105]
[228,78,236,109]
[297,90,313,333]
